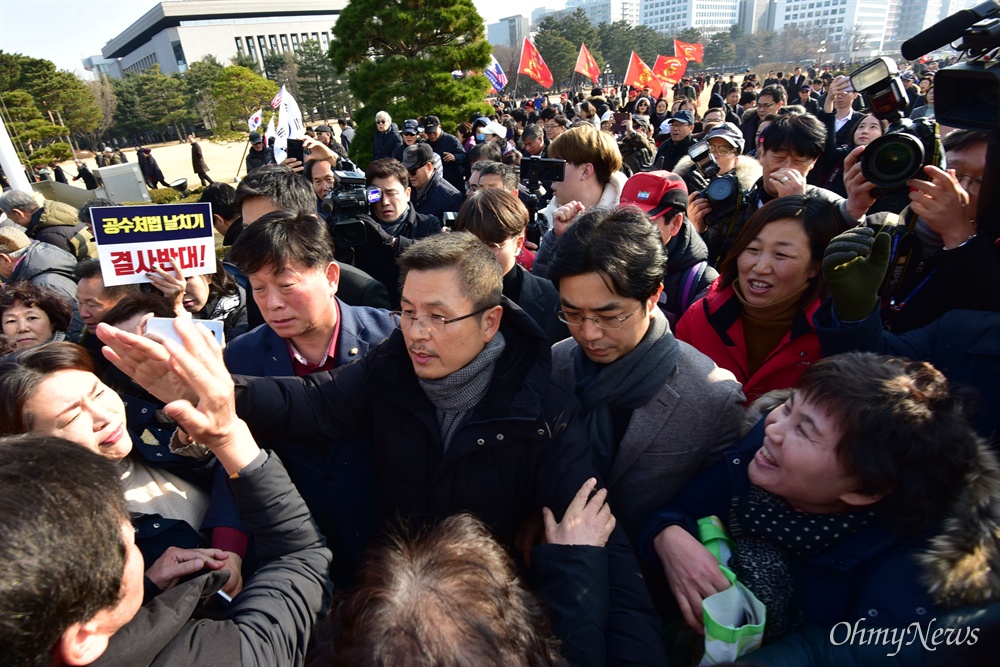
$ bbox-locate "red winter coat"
[675,282,823,404]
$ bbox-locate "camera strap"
[876,208,921,305]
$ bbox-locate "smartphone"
[143,317,224,347]
[286,138,304,163]
[611,112,631,135]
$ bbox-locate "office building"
[641,0,739,36]
[488,15,530,48]
[99,0,345,77]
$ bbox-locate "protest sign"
[89,203,216,287]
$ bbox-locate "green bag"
[696,515,767,666]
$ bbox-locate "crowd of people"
[0,56,999,667]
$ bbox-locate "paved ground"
[57,137,265,190]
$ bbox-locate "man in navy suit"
[224,210,395,588]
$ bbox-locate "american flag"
[485,54,508,92]
[270,85,284,109]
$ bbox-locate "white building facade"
[100,0,345,77]
[641,0,740,36]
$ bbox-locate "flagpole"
[234,139,250,183]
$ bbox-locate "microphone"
[901,0,1000,60]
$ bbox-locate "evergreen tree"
[330,0,491,165]
[534,9,602,88]
[213,66,278,132]
[186,56,224,131]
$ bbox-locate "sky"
[0,0,555,78]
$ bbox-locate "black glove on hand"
[363,217,396,249]
[822,226,891,321]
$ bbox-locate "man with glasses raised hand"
[102,230,671,666]
[740,84,786,155]
[372,110,402,161]
[546,205,744,544]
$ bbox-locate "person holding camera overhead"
[688,112,875,268]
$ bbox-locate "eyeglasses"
[556,304,642,330]
[376,119,388,125]
[757,102,777,110]
[488,237,515,253]
[708,144,739,156]
[956,173,982,195]
[391,307,490,335]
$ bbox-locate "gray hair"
[376,110,391,123]
[0,190,38,216]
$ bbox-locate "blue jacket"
[814,302,1000,440]
[223,300,394,589]
[641,417,1000,667]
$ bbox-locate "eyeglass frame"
[708,143,739,156]
[391,306,491,334]
[956,173,982,195]
[556,303,643,330]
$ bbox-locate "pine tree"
[330,0,491,165]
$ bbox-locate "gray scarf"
[573,309,678,478]
[419,331,506,452]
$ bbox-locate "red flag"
[653,55,688,85]
[574,43,601,84]
[622,51,661,99]
[674,40,704,63]
[518,38,554,89]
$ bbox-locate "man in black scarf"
[547,206,745,543]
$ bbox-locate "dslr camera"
[320,170,380,248]
[687,140,745,227]
[849,57,944,197]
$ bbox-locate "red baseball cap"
[620,171,688,219]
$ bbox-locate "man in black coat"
[98,232,671,666]
[402,143,464,221]
[245,131,276,174]
[372,110,402,160]
[422,115,466,191]
[652,110,697,172]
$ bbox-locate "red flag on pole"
[622,51,661,99]
[518,38,554,89]
[575,43,601,84]
[653,55,688,85]
[674,40,704,63]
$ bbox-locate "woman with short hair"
[642,351,1000,665]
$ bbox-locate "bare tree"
[842,23,873,57]
[82,77,117,150]
[492,44,521,92]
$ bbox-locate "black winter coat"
[233,299,592,546]
[426,131,467,192]
[91,453,332,667]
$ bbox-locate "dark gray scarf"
[419,331,506,452]
[729,485,876,639]
[573,309,679,477]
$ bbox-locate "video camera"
[901,0,1000,130]
[848,57,945,197]
[687,140,745,228]
[320,170,380,248]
